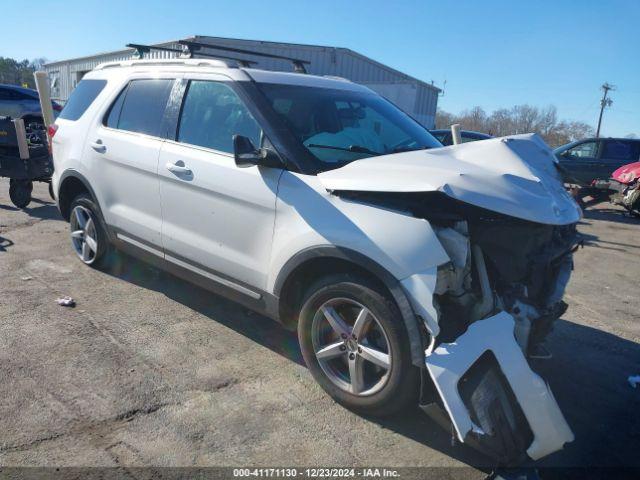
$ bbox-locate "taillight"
[52,103,63,112]
[47,124,58,153]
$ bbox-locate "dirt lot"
[0,179,638,476]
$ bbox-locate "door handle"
[90,140,106,153]
[166,161,192,175]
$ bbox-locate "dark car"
[554,137,640,186]
[429,129,492,146]
[0,84,62,125]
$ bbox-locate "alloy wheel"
[70,205,99,264]
[311,297,392,396]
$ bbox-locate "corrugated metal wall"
[44,37,440,127]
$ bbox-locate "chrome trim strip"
[117,233,164,257]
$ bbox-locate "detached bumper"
[425,311,574,460]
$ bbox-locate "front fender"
[268,171,449,292]
[269,172,450,366]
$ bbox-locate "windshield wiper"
[307,144,382,156]
[392,145,430,153]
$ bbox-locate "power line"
[596,82,615,138]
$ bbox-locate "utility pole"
[596,82,615,138]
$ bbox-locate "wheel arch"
[274,246,427,367]
[57,170,100,222]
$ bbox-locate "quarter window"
[177,80,261,154]
[107,79,174,137]
[59,79,107,121]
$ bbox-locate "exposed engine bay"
[334,190,580,464]
[338,190,581,356]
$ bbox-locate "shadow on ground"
[97,250,640,473]
[582,205,640,225]
[100,250,494,470]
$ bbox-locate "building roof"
[44,35,441,93]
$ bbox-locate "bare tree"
[435,104,594,147]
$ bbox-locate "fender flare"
[274,246,427,367]
[57,170,111,237]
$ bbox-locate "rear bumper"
[425,311,574,460]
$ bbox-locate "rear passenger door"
[158,75,281,292]
[89,77,176,249]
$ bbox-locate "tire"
[9,179,33,209]
[68,193,111,268]
[48,182,55,200]
[298,273,419,416]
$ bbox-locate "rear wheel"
[9,179,32,209]
[298,274,418,416]
[69,194,111,268]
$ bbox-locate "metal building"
[44,35,440,127]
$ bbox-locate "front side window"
[59,79,107,121]
[177,80,261,154]
[106,79,174,137]
[564,141,598,159]
[257,83,440,170]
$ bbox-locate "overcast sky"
[4,0,638,137]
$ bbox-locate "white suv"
[51,59,582,463]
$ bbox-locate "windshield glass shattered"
[256,83,442,170]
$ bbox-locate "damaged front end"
[348,191,580,463]
[426,207,580,463]
[319,134,582,463]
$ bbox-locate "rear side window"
[602,140,640,162]
[59,79,107,121]
[177,80,261,153]
[106,79,174,137]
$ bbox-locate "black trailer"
[0,116,54,208]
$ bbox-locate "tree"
[435,104,594,147]
[0,57,48,89]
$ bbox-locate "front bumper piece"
[425,311,574,460]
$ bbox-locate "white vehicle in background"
[49,49,581,464]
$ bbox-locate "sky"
[3,0,638,137]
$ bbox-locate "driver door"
[158,75,281,292]
[559,140,600,185]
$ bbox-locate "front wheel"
[298,274,418,416]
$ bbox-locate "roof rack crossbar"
[126,43,257,67]
[179,40,310,73]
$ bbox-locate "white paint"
[425,312,574,460]
[318,134,583,226]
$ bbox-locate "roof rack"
[178,40,310,73]
[95,58,229,70]
[126,43,257,67]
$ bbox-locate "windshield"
[256,83,441,170]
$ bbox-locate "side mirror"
[233,135,282,168]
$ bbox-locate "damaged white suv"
[51,58,582,464]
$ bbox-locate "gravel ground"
[0,179,638,477]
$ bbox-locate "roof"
[43,35,441,93]
[0,83,38,97]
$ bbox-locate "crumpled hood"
[611,161,640,184]
[318,133,582,225]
